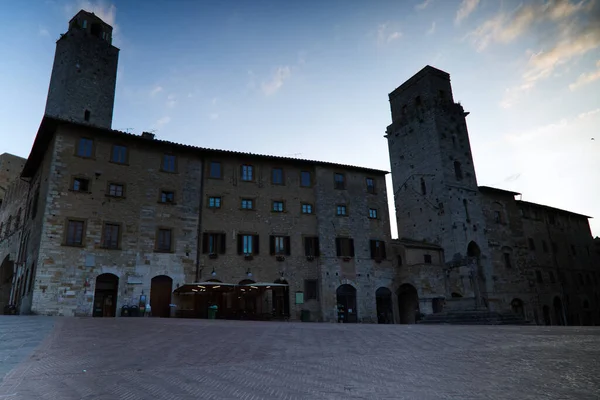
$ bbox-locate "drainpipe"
[195,156,205,282]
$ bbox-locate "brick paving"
[0,317,599,399]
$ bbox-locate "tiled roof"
[516,200,592,219]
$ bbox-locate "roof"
[516,200,592,219]
[389,65,450,100]
[21,116,389,178]
[478,186,521,196]
[69,10,110,27]
[393,237,443,250]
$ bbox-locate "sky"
[0,0,598,238]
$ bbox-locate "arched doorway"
[542,305,551,325]
[553,296,565,326]
[272,279,290,320]
[93,273,118,317]
[582,300,592,326]
[511,298,525,318]
[0,256,14,311]
[397,283,419,324]
[467,241,485,307]
[375,287,393,324]
[150,275,173,318]
[336,284,357,323]
[239,279,257,319]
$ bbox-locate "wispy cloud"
[426,21,436,35]
[166,94,177,108]
[209,113,219,120]
[155,116,171,128]
[415,0,434,11]
[261,66,291,96]
[377,23,402,46]
[150,86,163,97]
[39,26,50,37]
[569,60,600,90]
[455,0,480,26]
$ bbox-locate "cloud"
[426,21,436,35]
[209,113,219,120]
[577,107,600,119]
[150,86,163,97]
[155,116,171,127]
[415,0,434,11]
[569,60,600,90]
[166,94,177,108]
[39,26,50,36]
[211,97,217,105]
[261,66,291,96]
[455,0,480,26]
[377,23,402,46]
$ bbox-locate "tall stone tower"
[386,66,493,303]
[44,10,119,129]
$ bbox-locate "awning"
[240,282,289,288]
[174,281,288,294]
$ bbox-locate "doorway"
[511,298,525,318]
[397,283,419,324]
[553,296,565,326]
[336,284,357,323]
[0,256,14,311]
[542,305,551,325]
[376,287,393,324]
[272,279,290,320]
[150,275,173,318]
[93,273,118,317]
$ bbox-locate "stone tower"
[44,10,119,129]
[386,66,493,304]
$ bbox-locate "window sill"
[99,246,121,250]
[160,169,178,174]
[336,215,348,217]
[62,243,84,248]
[68,189,91,194]
[73,155,95,160]
[154,249,174,254]
[106,194,125,199]
[271,211,286,214]
[240,208,256,211]
[240,179,255,183]
[109,161,129,166]
[207,176,223,180]
[158,201,177,205]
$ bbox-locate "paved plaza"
[0,317,599,399]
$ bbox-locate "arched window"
[454,161,463,180]
[420,178,426,195]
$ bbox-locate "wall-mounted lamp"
[211,268,217,277]
[246,268,252,278]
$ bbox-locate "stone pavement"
[0,317,599,400]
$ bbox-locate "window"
[84,110,90,121]
[454,161,463,180]
[397,255,403,266]
[272,168,284,185]
[160,190,175,203]
[301,203,313,214]
[304,279,318,300]
[536,270,543,284]
[423,254,432,264]
[241,199,254,210]
[335,237,355,257]
[542,240,548,253]
[72,177,89,192]
[156,228,173,252]
[272,201,284,212]
[549,271,556,284]
[208,197,221,208]
[237,234,259,255]
[334,173,345,189]
[300,171,311,187]
[102,223,120,249]
[494,210,502,223]
[77,138,93,158]
[270,235,290,255]
[368,208,378,219]
[111,145,127,164]
[370,240,387,260]
[162,154,176,172]
[202,233,226,254]
[108,183,124,197]
[241,164,253,181]
[528,238,536,251]
[503,253,512,268]
[336,205,347,216]
[304,237,320,257]
[209,162,221,178]
[420,178,426,195]
[366,178,375,194]
[463,199,470,222]
[82,20,87,29]
[66,219,84,246]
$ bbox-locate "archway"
[582,300,592,326]
[397,283,419,324]
[553,296,565,326]
[272,279,290,320]
[0,256,14,311]
[511,298,524,318]
[336,284,357,323]
[375,287,393,324]
[238,279,258,319]
[150,275,173,318]
[93,273,118,317]
[542,305,551,325]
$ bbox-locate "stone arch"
[553,296,565,326]
[93,273,118,317]
[0,255,14,311]
[375,287,393,324]
[150,275,173,318]
[336,284,357,323]
[397,283,419,324]
[510,298,524,318]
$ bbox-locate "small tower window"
[84,110,90,121]
[454,161,463,180]
[420,178,426,195]
[463,199,470,222]
[82,20,87,29]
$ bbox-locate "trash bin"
[3,304,17,315]
[208,305,217,319]
[121,305,130,317]
[129,305,139,317]
[301,309,310,322]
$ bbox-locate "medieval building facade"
[0,10,598,324]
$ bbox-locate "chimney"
[141,132,155,140]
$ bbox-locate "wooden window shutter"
[304,237,310,256]
[284,236,291,256]
[237,234,243,254]
[335,238,341,257]
[349,239,355,257]
[269,236,275,255]
[381,242,387,259]
[219,233,226,254]
[253,234,260,254]
[369,240,376,259]
[315,238,320,256]
[202,233,209,254]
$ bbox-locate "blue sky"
[0,0,599,237]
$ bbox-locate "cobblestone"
[0,317,599,399]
